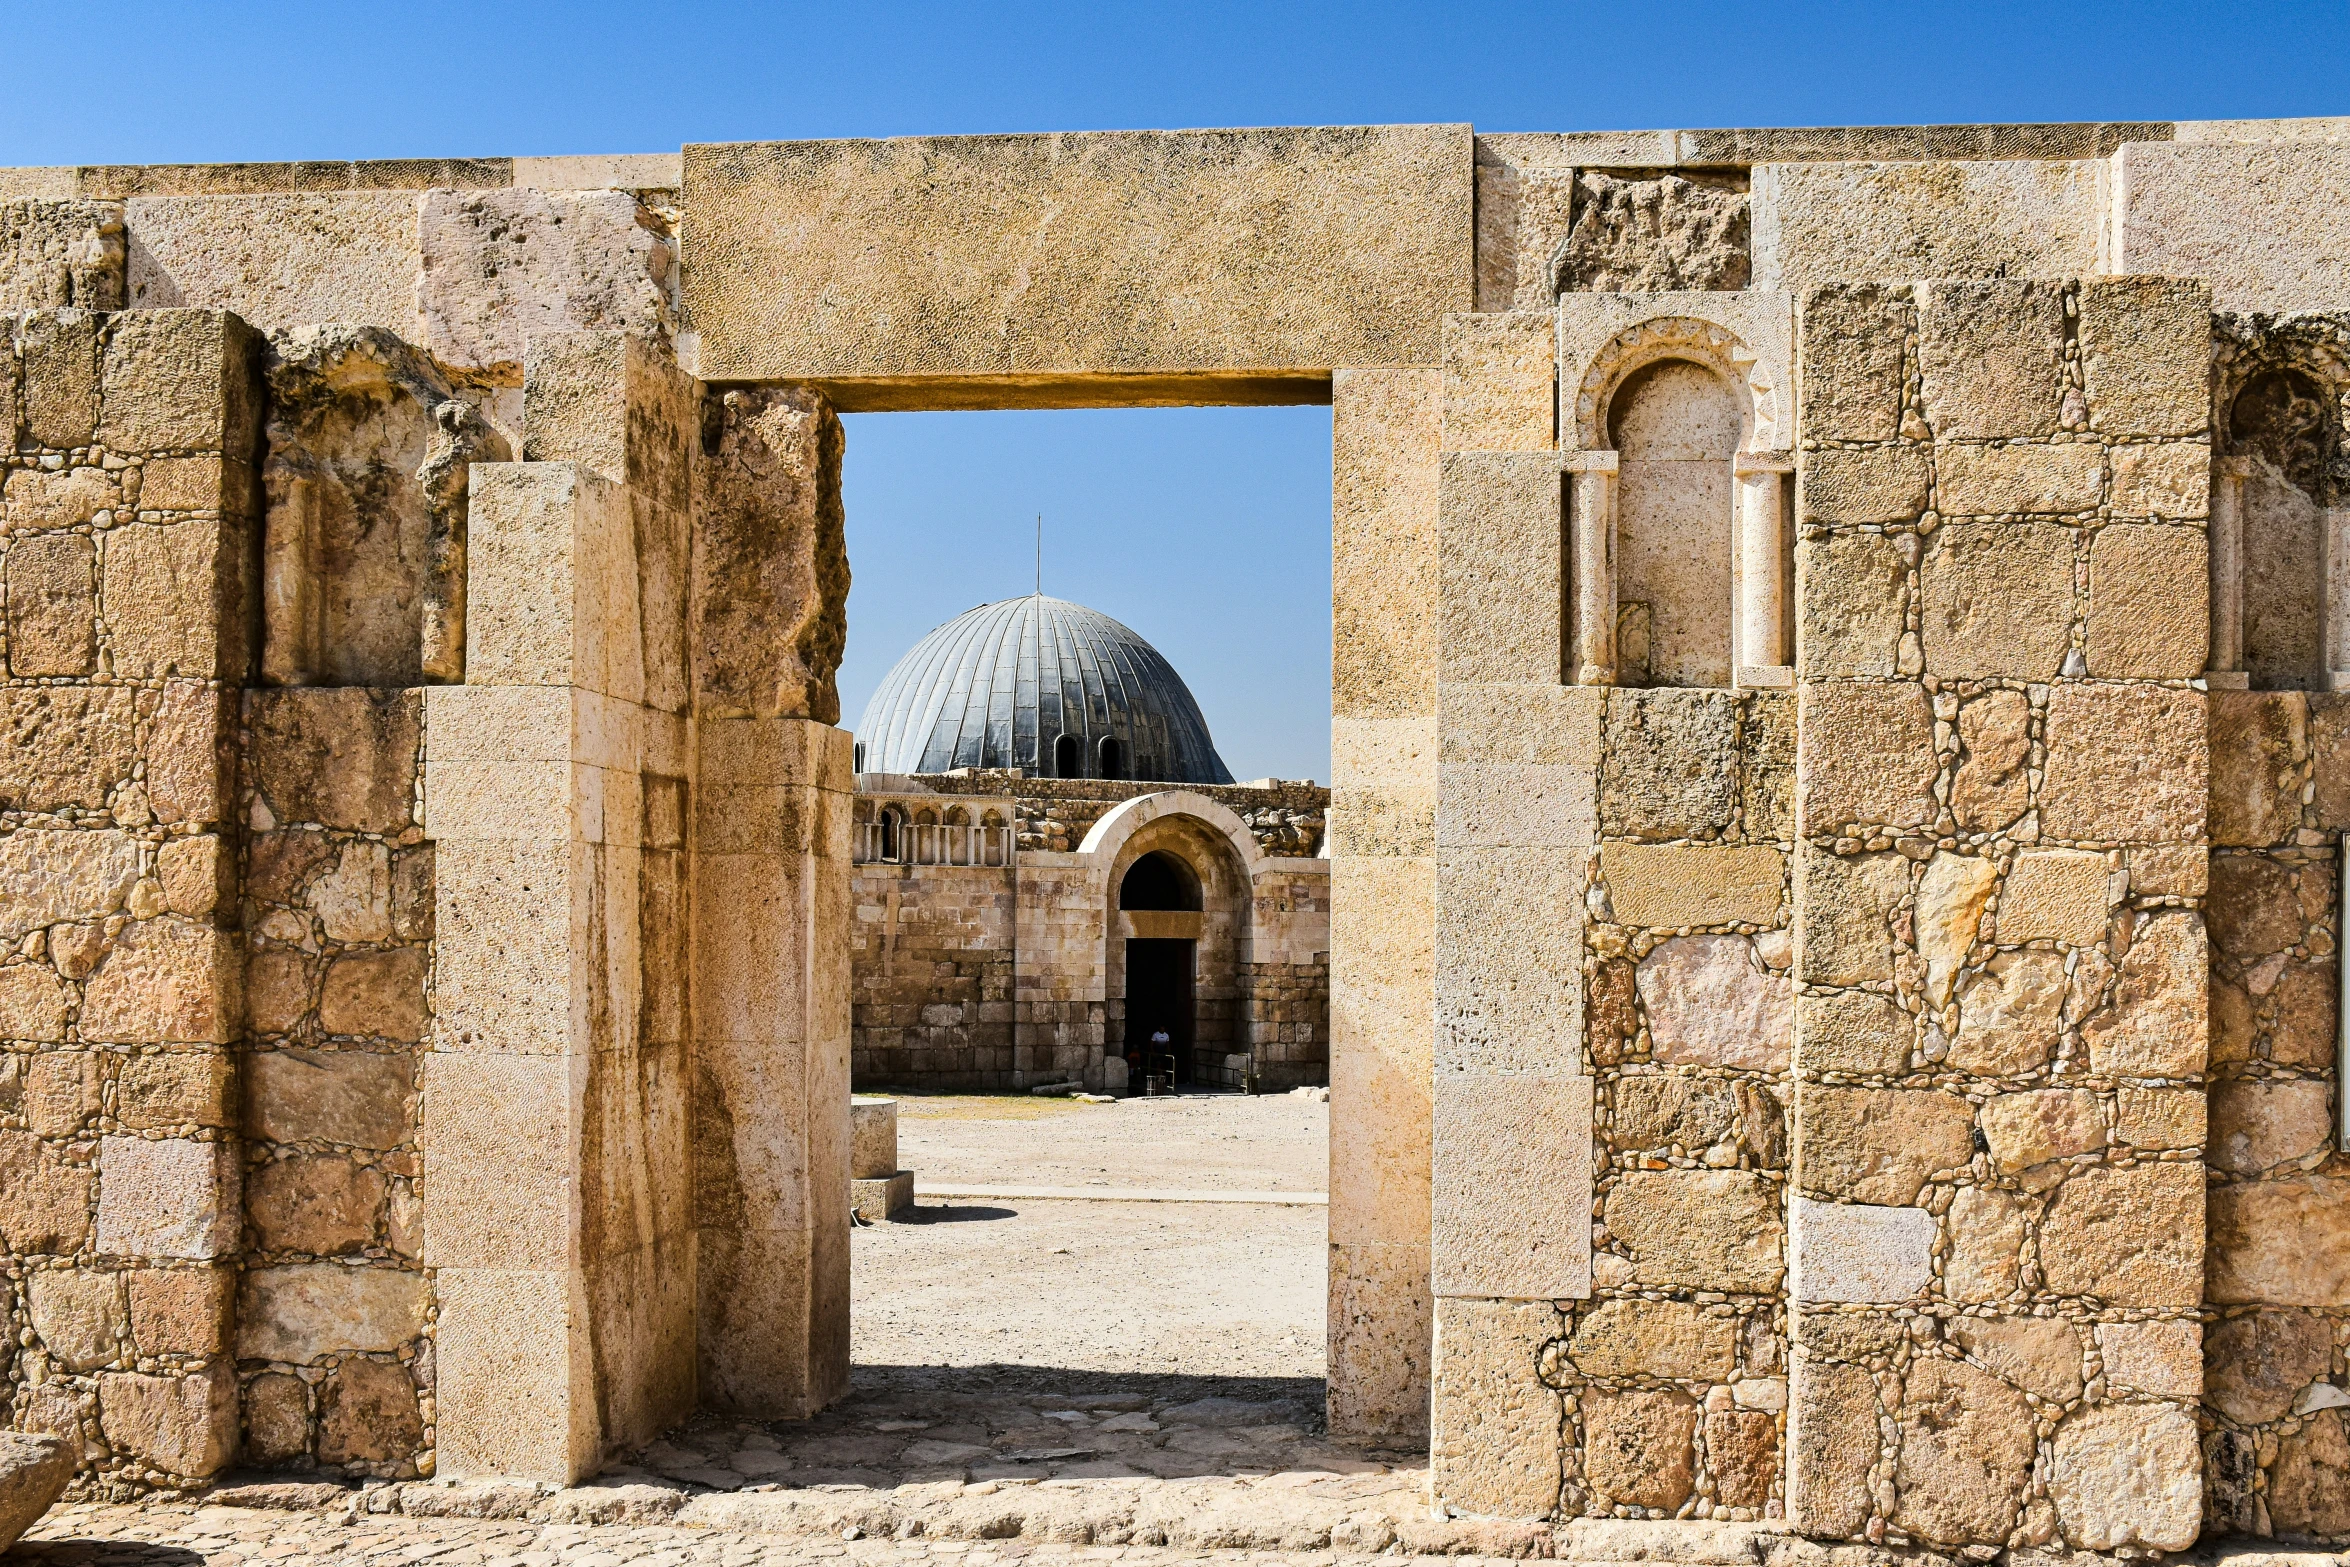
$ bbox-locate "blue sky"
[8,1,2343,780]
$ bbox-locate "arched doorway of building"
[1119,848,1201,1086]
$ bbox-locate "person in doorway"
[1150,1026,1173,1084]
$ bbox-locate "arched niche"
[2228,366,2346,689]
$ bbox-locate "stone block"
[1789,1358,1877,1537]
[1636,935,1791,1072]
[2209,1174,2350,1306]
[1799,682,1936,832]
[1438,683,1601,768]
[2,467,114,534]
[96,1135,238,1259]
[80,918,240,1045]
[2107,441,2209,520]
[1917,521,2074,679]
[0,1431,75,1552]
[1600,843,1783,928]
[1797,989,1913,1074]
[0,685,137,812]
[1599,689,1739,840]
[1583,1387,1698,1511]
[2040,1162,2202,1306]
[248,1153,386,1254]
[22,1052,98,1137]
[2210,1077,2333,1174]
[1564,1299,1739,1381]
[849,1171,913,1222]
[97,310,259,454]
[317,1358,423,1466]
[1892,1356,2033,1546]
[1947,1315,2082,1402]
[1916,280,2069,440]
[2080,910,2205,1077]
[1996,848,2112,947]
[18,310,99,448]
[431,838,573,1056]
[1332,369,1440,724]
[2210,692,2305,848]
[2271,1408,2350,1538]
[1326,1240,1432,1446]
[148,682,232,828]
[0,200,123,310]
[236,1263,429,1362]
[318,948,430,1043]
[2039,685,2207,844]
[2084,523,2207,679]
[1431,1297,1561,1518]
[1799,283,1911,443]
[683,125,1474,386]
[1790,1197,1933,1303]
[102,520,236,682]
[1795,531,1907,679]
[1944,1185,2027,1303]
[1707,1407,1778,1509]
[241,1372,310,1463]
[2048,1402,2200,1551]
[1950,687,2029,833]
[419,1051,574,1271]
[1605,1170,1782,1293]
[1798,1087,1974,1205]
[1434,762,1594,849]
[0,827,138,941]
[2208,852,2301,959]
[419,187,672,371]
[1441,312,1554,452]
[1977,1088,2106,1174]
[1431,1072,1590,1300]
[1554,170,1748,293]
[245,688,420,833]
[2116,1085,2204,1150]
[1752,160,2100,296]
[2095,1319,2198,1397]
[0,1128,93,1254]
[2078,277,2210,439]
[125,192,419,332]
[96,1363,236,1477]
[0,967,70,1041]
[114,1051,233,1130]
[1438,452,1562,686]
[28,1269,124,1371]
[2113,141,2350,313]
[127,1267,232,1357]
[2204,1310,2330,1423]
[1435,852,1583,1071]
[5,532,94,677]
[1795,848,1907,986]
[246,1047,412,1151]
[1936,441,2102,516]
[1799,445,1929,525]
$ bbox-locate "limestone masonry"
[1,112,2349,1550]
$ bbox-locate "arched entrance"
[1119,849,1201,1085]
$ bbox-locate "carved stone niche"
[260,327,509,687]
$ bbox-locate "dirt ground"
[852,1091,1330,1382]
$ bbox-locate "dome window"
[1098,735,1125,780]
[1053,732,1081,778]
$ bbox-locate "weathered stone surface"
[1599,690,1739,840]
[0,201,123,310]
[1800,446,1930,526]
[1790,1197,1933,1303]
[317,1357,423,1465]
[1556,172,1747,293]
[246,689,421,833]
[2114,141,2350,314]
[2210,1077,2333,1174]
[2039,685,2207,844]
[1440,313,1554,452]
[1600,844,1783,929]
[1799,283,1910,443]
[1796,849,1907,986]
[6,533,95,677]
[1798,990,1913,1074]
[96,1135,238,1259]
[2048,1402,2200,1550]
[1565,1300,1738,1381]
[1799,1086,1974,1205]
[1754,162,2100,297]
[1430,1073,1590,1300]
[126,192,418,331]
[96,1363,235,1476]
[2204,1309,2332,1424]
[1947,1315,2082,1402]
[1636,935,1790,1072]
[1977,1089,2106,1174]
[2208,1175,2350,1306]
[28,1269,124,1372]
[2078,277,2210,438]
[1431,1298,1560,1519]
[114,1051,233,1131]
[1796,532,1907,679]
[2116,1085,2205,1150]
[1583,1388,1698,1510]
[318,948,430,1042]
[236,1263,428,1361]
[127,1267,231,1357]
[419,188,672,371]
[1951,688,2031,834]
[1891,1356,2034,1546]
[1917,279,2069,440]
[2107,441,2209,519]
[2095,1319,2199,1397]
[2210,693,2306,850]
[1936,442,2101,516]
[1606,1171,1782,1292]
[80,918,238,1046]
[0,1128,92,1254]
[1951,950,2065,1075]
[1918,522,2073,679]
[2271,1408,2350,1538]
[2208,852,2301,959]
[248,1154,385,1255]
[1789,1359,1876,1537]
[0,1431,75,1551]
[0,827,137,941]
[2040,1163,2203,1305]
[1996,849,2111,948]
[2085,524,2207,679]
[1944,1186,2027,1303]
[1916,851,1997,1008]
[246,1047,412,1150]
[2080,911,2205,1076]
[1801,683,1936,832]
[1706,1407,1777,1509]
[241,1372,310,1464]
[684,126,1473,386]
[0,966,69,1041]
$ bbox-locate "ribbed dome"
[856,596,1234,784]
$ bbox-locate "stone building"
[1,113,2349,1549]
[847,593,1329,1092]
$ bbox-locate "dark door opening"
[1124,937,1195,1084]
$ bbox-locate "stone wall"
[851,862,1015,1087]
[882,772,1325,858]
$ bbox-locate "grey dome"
[856,596,1234,784]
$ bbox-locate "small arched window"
[1098,735,1124,781]
[1053,732,1081,779]
[880,806,905,861]
[944,806,970,827]
[853,742,865,772]
[1120,850,1201,911]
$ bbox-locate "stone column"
[2327,507,2350,686]
[1328,364,1441,1444]
[0,309,259,1486]
[1734,450,1794,685]
[1788,278,2210,1552]
[689,386,854,1418]
[2210,454,2250,687]
[1564,454,1617,685]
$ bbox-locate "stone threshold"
[917,1186,1328,1205]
